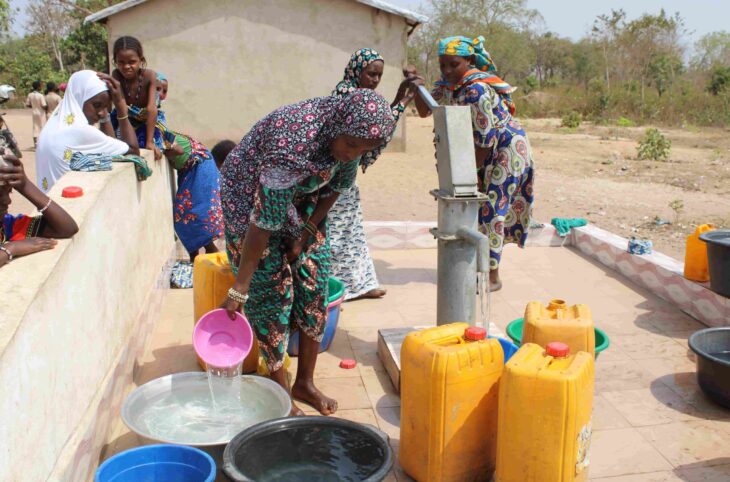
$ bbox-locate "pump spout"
[456,227,490,274]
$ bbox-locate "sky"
[9,0,729,48]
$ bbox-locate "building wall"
[106,0,409,150]
[0,153,174,481]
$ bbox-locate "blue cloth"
[174,156,224,253]
[170,260,193,289]
[69,151,152,181]
[628,238,653,255]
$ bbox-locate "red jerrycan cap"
[464,326,487,341]
[339,358,357,369]
[546,342,570,357]
[62,186,83,198]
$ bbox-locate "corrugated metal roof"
[86,0,427,25]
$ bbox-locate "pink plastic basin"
[193,309,253,369]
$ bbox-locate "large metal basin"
[122,372,291,448]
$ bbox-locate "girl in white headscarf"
[36,70,140,193]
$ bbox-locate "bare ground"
[360,114,730,260]
[6,108,729,260]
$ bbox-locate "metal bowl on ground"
[689,327,730,409]
[122,372,291,457]
[223,416,394,482]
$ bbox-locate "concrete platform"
[99,245,730,482]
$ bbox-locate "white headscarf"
[36,70,129,193]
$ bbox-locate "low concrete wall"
[0,151,175,481]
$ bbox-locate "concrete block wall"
[0,151,175,481]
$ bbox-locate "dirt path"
[7,108,727,260]
[362,115,730,260]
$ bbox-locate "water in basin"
[123,372,290,446]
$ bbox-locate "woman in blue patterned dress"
[414,36,535,291]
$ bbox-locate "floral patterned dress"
[432,80,535,271]
[171,135,224,253]
[220,91,395,372]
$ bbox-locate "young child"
[211,139,236,171]
[0,151,78,268]
[163,132,223,263]
[111,36,166,160]
[156,72,168,107]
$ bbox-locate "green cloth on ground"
[551,217,588,237]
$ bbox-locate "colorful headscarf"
[333,48,403,170]
[332,48,384,97]
[156,72,167,82]
[437,35,517,114]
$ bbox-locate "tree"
[648,53,683,97]
[0,0,11,37]
[692,31,730,70]
[620,9,686,103]
[25,0,71,72]
[708,65,730,96]
[591,9,626,89]
[61,0,115,71]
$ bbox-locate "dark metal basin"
[223,416,393,482]
[689,327,730,409]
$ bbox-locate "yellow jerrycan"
[523,299,595,357]
[192,252,259,373]
[400,323,504,482]
[496,342,594,482]
[684,224,715,282]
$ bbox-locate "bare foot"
[352,288,387,300]
[292,380,338,415]
[289,400,305,417]
[488,271,503,292]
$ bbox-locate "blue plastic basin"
[95,444,215,482]
[288,278,345,356]
[491,336,519,363]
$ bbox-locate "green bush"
[561,111,582,128]
[637,128,671,161]
[616,116,636,127]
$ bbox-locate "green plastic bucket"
[506,318,609,359]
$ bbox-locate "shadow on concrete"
[135,344,201,385]
[649,375,730,422]
[373,258,436,286]
[673,457,730,480]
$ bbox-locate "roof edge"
[86,0,428,25]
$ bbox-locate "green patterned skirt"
[226,226,330,373]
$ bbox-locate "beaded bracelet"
[227,287,249,304]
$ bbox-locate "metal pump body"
[417,86,489,326]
